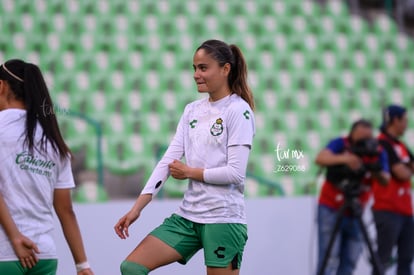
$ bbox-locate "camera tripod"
[317,187,383,275]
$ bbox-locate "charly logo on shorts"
[214,246,226,259]
[210,118,224,136]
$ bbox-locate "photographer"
[315,119,390,275]
[372,105,414,275]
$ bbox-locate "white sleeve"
[227,104,255,147]
[55,155,75,189]
[140,113,185,196]
[203,145,250,185]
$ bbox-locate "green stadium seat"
[319,50,339,72]
[103,129,157,175]
[160,178,187,198]
[325,0,350,19]
[335,15,366,37]
[318,14,338,36]
[373,13,399,35]
[59,117,92,152]
[302,0,323,18]
[244,177,270,198]
[403,71,414,90]
[2,0,413,197]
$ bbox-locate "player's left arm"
[169,145,250,184]
[53,188,93,274]
[169,104,254,185]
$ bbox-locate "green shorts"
[150,214,248,269]
[0,259,58,275]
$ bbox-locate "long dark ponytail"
[196,40,255,110]
[0,59,71,158]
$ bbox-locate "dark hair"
[349,118,372,138]
[0,59,71,158]
[381,104,406,129]
[196,39,255,110]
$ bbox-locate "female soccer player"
[0,59,93,275]
[115,39,255,275]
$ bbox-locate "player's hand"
[343,152,362,171]
[169,160,189,180]
[78,268,94,275]
[11,234,40,269]
[114,210,140,239]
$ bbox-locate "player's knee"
[120,260,149,275]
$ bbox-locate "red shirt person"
[372,105,414,275]
[315,119,389,275]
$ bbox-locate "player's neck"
[0,100,25,111]
[209,89,231,102]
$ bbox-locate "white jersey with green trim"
[0,109,75,261]
[141,94,255,224]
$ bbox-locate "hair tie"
[1,63,24,82]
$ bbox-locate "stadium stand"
[1,0,413,199]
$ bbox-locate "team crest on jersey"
[210,118,224,136]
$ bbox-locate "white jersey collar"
[0,108,26,125]
[208,94,232,107]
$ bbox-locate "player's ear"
[222,63,231,77]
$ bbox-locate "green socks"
[120,260,150,275]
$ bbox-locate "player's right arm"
[114,109,186,239]
[114,194,152,239]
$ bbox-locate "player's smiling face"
[193,49,230,95]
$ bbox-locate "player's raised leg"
[120,235,182,275]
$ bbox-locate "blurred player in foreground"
[0,59,93,275]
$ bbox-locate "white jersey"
[0,109,75,261]
[141,94,255,224]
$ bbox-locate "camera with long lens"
[326,138,382,196]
